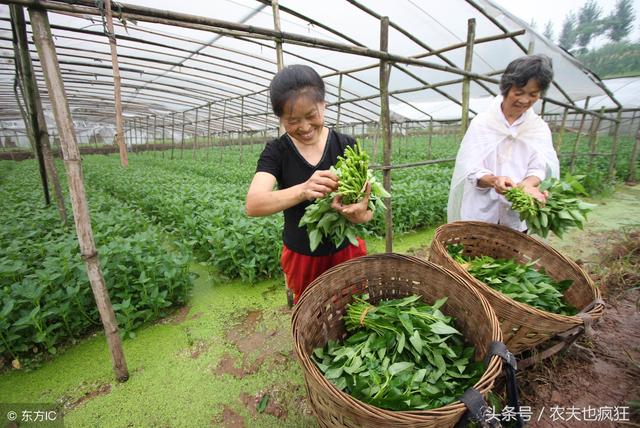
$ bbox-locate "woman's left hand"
[331,182,373,224]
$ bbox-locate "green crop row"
[0,162,193,368]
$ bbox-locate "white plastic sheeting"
[0,0,621,137]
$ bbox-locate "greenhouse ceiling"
[0,0,621,136]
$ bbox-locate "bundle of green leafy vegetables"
[299,142,390,251]
[448,244,577,315]
[504,175,595,238]
[312,294,483,411]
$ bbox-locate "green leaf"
[429,321,460,336]
[388,361,414,375]
[257,394,269,413]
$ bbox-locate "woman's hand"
[492,176,515,194]
[478,174,514,194]
[301,170,339,201]
[520,183,549,203]
[331,182,373,224]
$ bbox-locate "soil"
[215,308,294,380]
[212,406,246,428]
[65,383,112,410]
[520,289,640,427]
[518,226,640,427]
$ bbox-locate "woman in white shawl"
[447,54,560,232]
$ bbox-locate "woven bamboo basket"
[291,253,503,428]
[430,221,604,356]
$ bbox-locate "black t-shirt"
[255,129,355,256]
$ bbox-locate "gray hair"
[499,54,554,96]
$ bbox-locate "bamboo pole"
[336,73,343,127]
[570,97,590,174]
[29,6,128,382]
[152,115,156,156]
[5,0,498,83]
[587,107,604,170]
[206,102,211,161]
[379,17,393,253]
[555,107,568,153]
[628,125,639,183]
[460,18,475,134]
[193,107,198,159]
[102,0,128,167]
[180,111,185,159]
[10,5,50,206]
[428,119,433,159]
[170,113,175,160]
[271,0,284,70]
[240,96,244,163]
[221,100,226,161]
[161,115,165,159]
[12,4,66,223]
[608,110,622,179]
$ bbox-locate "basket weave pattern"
[429,221,604,355]
[292,253,503,428]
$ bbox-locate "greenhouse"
[1,0,638,427]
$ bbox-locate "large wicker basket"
[430,221,604,356]
[292,253,503,428]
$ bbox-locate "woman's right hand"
[491,175,515,194]
[300,170,339,201]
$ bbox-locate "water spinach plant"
[312,294,483,411]
[299,142,390,251]
[448,244,576,315]
[505,175,595,238]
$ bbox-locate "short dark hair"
[499,54,554,96]
[269,64,325,117]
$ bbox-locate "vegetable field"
[1,132,639,427]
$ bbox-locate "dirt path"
[519,184,640,427]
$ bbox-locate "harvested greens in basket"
[504,175,595,238]
[448,244,577,315]
[299,142,390,251]
[312,294,483,411]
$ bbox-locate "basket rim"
[431,221,604,325]
[291,253,504,419]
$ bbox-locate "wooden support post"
[428,119,433,158]
[587,107,604,170]
[460,18,475,133]
[103,0,128,167]
[29,6,128,382]
[12,4,66,223]
[628,124,639,183]
[240,96,244,163]
[271,0,284,70]
[145,115,149,151]
[152,115,157,156]
[170,113,175,160]
[336,73,343,127]
[608,110,622,179]
[570,97,590,174]
[180,111,185,159]
[555,107,568,152]
[193,107,198,159]
[161,115,165,159]
[10,5,50,206]
[271,0,285,136]
[379,16,393,253]
[221,100,226,161]
[206,102,211,161]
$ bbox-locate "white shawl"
[447,95,560,223]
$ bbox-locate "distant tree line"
[540,0,639,78]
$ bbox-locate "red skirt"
[281,238,367,304]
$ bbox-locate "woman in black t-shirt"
[245,65,372,304]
